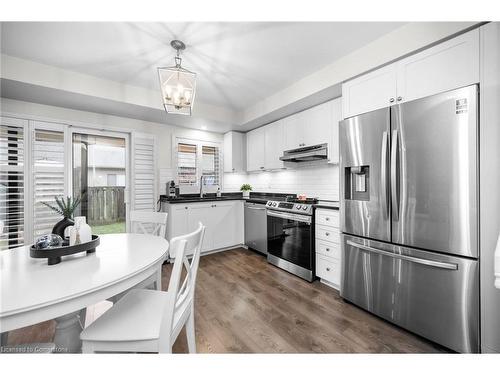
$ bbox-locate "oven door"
[266,210,312,273]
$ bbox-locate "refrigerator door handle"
[381,131,389,220]
[391,129,400,221]
[346,240,458,270]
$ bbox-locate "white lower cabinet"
[314,208,341,290]
[164,200,244,255]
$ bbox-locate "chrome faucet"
[199,175,205,198]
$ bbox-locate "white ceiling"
[1,22,405,111]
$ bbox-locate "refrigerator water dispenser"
[344,166,370,201]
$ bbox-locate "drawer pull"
[325,217,330,221]
[326,248,330,251]
[325,232,330,236]
[326,267,331,271]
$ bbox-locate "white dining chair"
[80,223,205,353]
[106,211,168,305]
[129,211,168,239]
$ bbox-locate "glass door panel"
[72,133,127,235]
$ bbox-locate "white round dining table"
[0,233,169,353]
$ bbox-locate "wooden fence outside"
[87,186,125,225]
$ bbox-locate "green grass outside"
[90,221,126,235]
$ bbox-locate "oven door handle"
[267,210,311,224]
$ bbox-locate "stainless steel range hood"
[279,143,328,162]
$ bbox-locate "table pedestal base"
[54,309,86,353]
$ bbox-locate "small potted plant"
[42,196,83,239]
[240,184,252,199]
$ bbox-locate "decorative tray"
[30,235,100,265]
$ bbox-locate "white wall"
[223,163,339,201]
[0,97,224,195]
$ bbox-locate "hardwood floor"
[5,248,447,353]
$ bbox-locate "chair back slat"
[129,210,167,238]
[159,222,205,346]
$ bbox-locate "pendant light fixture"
[158,40,197,116]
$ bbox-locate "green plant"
[41,195,83,219]
[240,184,252,192]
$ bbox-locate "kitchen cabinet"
[283,110,305,150]
[223,131,246,173]
[264,119,285,170]
[164,200,244,254]
[246,127,266,172]
[342,29,479,119]
[342,63,398,119]
[314,208,341,290]
[396,28,479,104]
[243,98,340,171]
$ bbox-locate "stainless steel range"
[265,199,316,281]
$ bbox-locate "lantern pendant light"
[158,40,197,116]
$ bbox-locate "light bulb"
[164,85,172,100]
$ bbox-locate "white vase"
[242,191,250,199]
[70,216,92,245]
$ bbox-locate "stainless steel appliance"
[244,202,268,255]
[340,85,480,353]
[266,199,316,281]
[280,143,328,162]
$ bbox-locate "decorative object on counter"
[216,187,222,198]
[240,184,252,199]
[298,194,307,201]
[30,235,100,266]
[158,40,196,116]
[495,233,500,289]
[41,195,83,238]
[34,234,64,250]
[69,216,92,246]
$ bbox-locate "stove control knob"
[303,206,308,210]
[267,202,272,206]
[296,205,301,209]
[272,202,277,207]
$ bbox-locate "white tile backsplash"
[223,163,339,201]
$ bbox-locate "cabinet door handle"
[326,248,330,252]
[326,267,331,272]
[325,217,330,221]
[397,96,402,102]
[389,98,395,103]
[185,206,188,209]
[325,232,330,236]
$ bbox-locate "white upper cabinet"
[283,110,305,150]
[342,29,480,119]
[396,28,479,104]
[223,131,246,173]
[329,98,342,164]
[246,126,266,172]
[304,101,333,147]
[342,63,398,119]
[264,119,285,170]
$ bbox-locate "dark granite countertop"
[160,192,296,205]
[313,201,340,210]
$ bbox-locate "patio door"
[71,129,129,235]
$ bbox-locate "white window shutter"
[131,133,157,212]
[31,122,66,241]
[0,117,28,250]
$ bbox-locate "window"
[201,145,220,186]
[175,138,221,193]
[0,119,26,250]
[32,127,65,240]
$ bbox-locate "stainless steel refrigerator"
[339,84,479,353]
